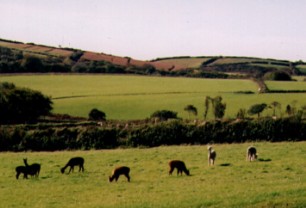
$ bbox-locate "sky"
[1,0,306,61]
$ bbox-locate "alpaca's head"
[60,167,65,174]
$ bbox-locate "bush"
[89,108,106,121]
[150,110,178,121]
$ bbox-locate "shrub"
[89,108,106,121]
[150,110,178,121]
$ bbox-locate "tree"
[21,56,44,72]
[263,71,292,81]
[89,108,106,121]
[150,110,178,121]
[270,101,281,117]
[184,105,197,119]
[247,103,267,118]
[212,96,226,119]
[204,96,226,120]
[0,82,52,124]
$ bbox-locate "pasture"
[0,74,305,120]
[0,142,305,207]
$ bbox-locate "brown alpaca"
[208,146,216,166]
[23,158,41,178]
[247,146,257,161]
[15,166,28,179]
[168,160,190,176]
[109,166,130,182]
[61,157,84,174]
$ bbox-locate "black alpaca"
[23,158,41,178]
[61,157,84,174]
[15,166,28,179]
[168,160,190,176]
[109,166,131,182]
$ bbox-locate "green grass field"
[0,74,305,120]
[1,142,305,207]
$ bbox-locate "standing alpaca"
[247,146,257,161]
[109,166,131,182]
[15,166,28,179]
[208,146,216,166]
[23,158,41,178]
[61,157,84,174]
[168,160,190,176]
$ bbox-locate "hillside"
[1,38,306,77]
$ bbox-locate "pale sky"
[1,0,306,61]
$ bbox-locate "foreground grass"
[0,142,305,208]
[0,74,305,120]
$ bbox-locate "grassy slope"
[1,74,305,120]
[0,142,305,207]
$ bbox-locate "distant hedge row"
[0,117,305,151]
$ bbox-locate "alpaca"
[247,146,257,161]
[168,160,190,176]
[15,166,28,179]
[61,157,84,174]
[23,158,41,178]
[109,166,130,182]
[208,146,216,166]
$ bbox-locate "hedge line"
[0,117,305,151]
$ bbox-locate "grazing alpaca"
[247,146,257,161]
[61,157,84,174]
[109,166,130,182]
[23,158,41,178]
[208,146,216,166]
[168,160,190,176]
[15,166,28,179]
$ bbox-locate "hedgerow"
[0,117,305,151]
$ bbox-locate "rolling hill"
[1,38,306,76]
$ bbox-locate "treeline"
[0,46,235,78]
[0,117,305,151]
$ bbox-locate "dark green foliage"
[21,56,44,72]
[77,127,118,149]
[128,121,189,147]
[247,103,267,118]
[264,71,292,81]
[0,82,52,124]
[150,110,178,121]
[0,117,305,151]
[89,108,106,121]
[69,50,84,62]
[204,96,226,120]
[184,105,197,118]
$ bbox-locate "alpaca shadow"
[258,158,272,162]
[219,163,231,167]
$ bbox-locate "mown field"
[0,74,305,120]
[0,142,305,208]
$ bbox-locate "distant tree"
[89,108,106,121]
[270,101,281,117]
[204,96,226,120]
[247,103,267,118]
[150,110,178,121]
[21,56,43,72]
[184,105,197,119]
[69,50,84,62]
[0,82,52,124]
[264,71,292,81]
[212,96,226,119]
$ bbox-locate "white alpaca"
[246,146,257,161]
[208,146,216,166]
